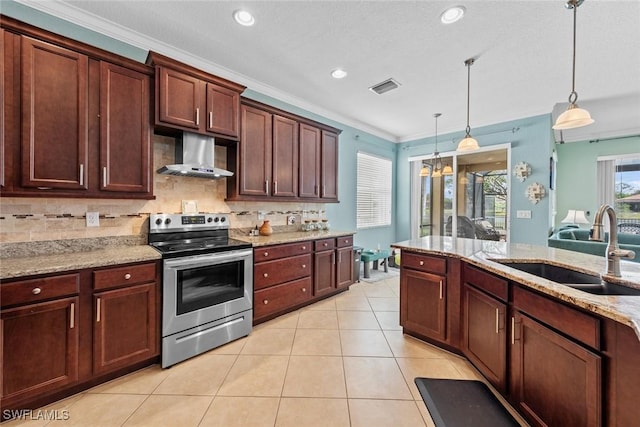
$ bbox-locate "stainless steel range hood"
[157,132,233,179]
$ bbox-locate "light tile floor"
[4,273,529,426]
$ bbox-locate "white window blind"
[357,152,392,228]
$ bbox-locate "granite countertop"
[234,230,356,247]
[0,245,162,280]
[392,236,640,339]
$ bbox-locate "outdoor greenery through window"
[615,157,640,233]
[357,152,392,228]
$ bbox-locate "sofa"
[548,228,640,263]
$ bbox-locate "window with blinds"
[357,152,392,229]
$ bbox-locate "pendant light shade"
[420,163,430,177]
[442,164,453,175]
[553,0,594,130]
[457,58,479,151]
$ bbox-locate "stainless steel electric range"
[149,213,253,368]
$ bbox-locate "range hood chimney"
[157,132,233,179]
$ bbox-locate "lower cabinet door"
[510,312,602,427]
[462,284,507,392]
[336,246,354,289]
[313,250,336,297]
[400,268,446,342]
[93,283,158,374]
[1,297,79,403]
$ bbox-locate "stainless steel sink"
[495,261,640,296]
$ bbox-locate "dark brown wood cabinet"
[92,262,158,375]
[510,311,601,427]
[21,36,89,191]
[400,268,447,342]
[227,98,340,202]
[336,235,354,289]
[1,17,154,199]
[99,62,151,193]
[148,52,244,140]
[0,260,160,415]
[1,296,79,405]
[314,241,336,297]
[461,264,508,393]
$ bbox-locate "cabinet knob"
[419,261,424,266]
[264,252,269,257]
[302,246,306,250]
[32,287,42,295]
[302,264,306,269]
[263,299,269,305]
[302,288,307,293]
[263,273,269,278]
[345,239,349,243]
[324,242,328,246]
[124,273,132,280]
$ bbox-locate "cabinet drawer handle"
[345,239,349,244]
[302,287,307,293]
[124,273,132,280]
[264,252,269,257]
[96,298,101,322]
[263,273,269,278]
[195,108,200,125]
[495,308,499,334]
[324,242,328,247]
[79,164,84,186]
[302,264,306,269]
[263,299,269,305]
[32,287,42,295]
[70,303,75,329]
[439,280,443,299]
[511,317,515,345]
[419,261,424,266]
[208,111,213,128]
[302,246,306,250]
[103,166,108,186]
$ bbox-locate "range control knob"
[155,218,163,225]
[164,218,172,225]
[207,217,213,223]
[214,217,220,223]
[220,217,226,223]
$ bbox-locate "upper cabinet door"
[21,37,88,190]
[321,130,338,200]
[239,105,272,196]
[206,83,240,138]
[99,62,151,193]
[272,115,298,197]
[156,66,203,131]
[298,123,321,198]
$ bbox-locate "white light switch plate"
[516,210,532,219]
[86,212,100,227]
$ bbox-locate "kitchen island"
[392,236,640,427]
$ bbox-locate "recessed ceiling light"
[331,68,348,79]
[233,10,255,26]
[440,6,466,24]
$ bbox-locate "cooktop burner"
[148,213,251,258]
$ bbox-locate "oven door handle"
[164,249,253,270]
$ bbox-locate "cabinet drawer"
[463,263,508,301]
[336,235,354,248]
[254,241,312,262]
[402,252,447,275]
[254,277,312,320]
[314,238,336,251]
[254,254,312,290]
[513,286,600,350]
[93,262,157,290]
[1,274,80,307]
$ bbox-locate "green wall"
[555,136,640,226]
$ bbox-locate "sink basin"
[495,261,640,296]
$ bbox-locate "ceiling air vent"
[369,78,401,95]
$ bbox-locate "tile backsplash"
[0,134,325,244]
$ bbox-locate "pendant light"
[419,162,430,177]
[457,58,479,151]
[553,0,594,130]
[430,113,443,177]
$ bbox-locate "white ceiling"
[20,0,640,142]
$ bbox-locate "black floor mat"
[414,378,521,427]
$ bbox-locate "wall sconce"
[526,182,546,204]
[513,161,532,182]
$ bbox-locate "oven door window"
[176,261,244,315]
